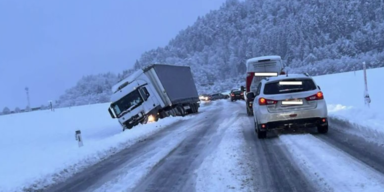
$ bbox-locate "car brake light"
[305,91,324,101]
[241,92,244,95]
[259,97,277,105]
[231,94,234,96]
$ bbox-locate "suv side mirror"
[317,85,321,90]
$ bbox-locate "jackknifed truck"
[108,64,200,131]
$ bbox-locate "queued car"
[230,89,244,101]
[199,94,212,101]
[251,73,328,138]
[211,93,227,100]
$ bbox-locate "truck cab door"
[138,86,157,112]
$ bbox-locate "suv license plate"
[282,99,303,105]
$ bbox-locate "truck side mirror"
[240,86,245,92]
[108,107,116,119]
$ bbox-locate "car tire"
[256,124,267,138]
[258,130,266,138]
[317,125,328,134]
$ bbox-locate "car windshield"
[233,91,242,94]
[263,79,317,95]
[111,90,143,117]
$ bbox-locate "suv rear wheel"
[317,125,328,134]
[255,122,267,138]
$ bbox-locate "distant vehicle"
[199,94,212,101]
[243,55,285,116]
[222,93,230,99]
[250,73,328,138]
[230,90,244,101]
[211,93,227,100]
[108,64,200,131]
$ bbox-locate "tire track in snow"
[279,134,384,192]
[44,101,224,192]
[194,104,253,192]
[239,102,315,192]
[313,120,384,177]
[130,100,236,192]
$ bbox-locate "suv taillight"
[305,91,324,101]
[259,97,277,105]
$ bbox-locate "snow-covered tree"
[56,0,384,107]
[3,107,10,114]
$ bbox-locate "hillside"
[57,0,384,107]
[134,0,384,88]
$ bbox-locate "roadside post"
[75,130,83,147]
[363,62,371,107]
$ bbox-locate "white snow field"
[0,67,383,191]
[312,67,384,142]
[0,103,214,192]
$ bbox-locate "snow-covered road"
[39,100,384,192]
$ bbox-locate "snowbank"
[0,103,196,192]
[312,67,384,134]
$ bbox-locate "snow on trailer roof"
[246,55,282,64]
[112,69,143,93]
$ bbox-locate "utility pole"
[25,87,30,111]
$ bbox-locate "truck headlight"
[148,115,155,122]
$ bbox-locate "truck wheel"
[247,108,251,116]
[190,104,196,113]
[180,107,186,117]
[194,104,199,113]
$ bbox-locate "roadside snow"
[312,67,384,135]
[92,109,212,192]
[195,108,253,192]
[0,103,202,192]
[280,134,384,192]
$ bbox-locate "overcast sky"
[0,0,226,110]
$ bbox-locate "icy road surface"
[42,100,384,192]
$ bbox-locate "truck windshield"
[111,90,143,117]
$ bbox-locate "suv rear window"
[263,79,317,95]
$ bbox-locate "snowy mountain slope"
[134,0,384,83]
[55,0,384,107]
[0,67,383,191]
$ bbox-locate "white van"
[244,55,284,115]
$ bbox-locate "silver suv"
[250,73,328,138]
